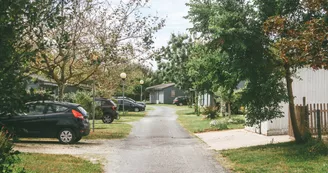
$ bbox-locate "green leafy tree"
[155,34,194,91]
[29,0,164,100]
[0,0,41,117]
[186,0,287,126]
[263,0,328,142]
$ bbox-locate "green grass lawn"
[220,142,328,173]
[84,111,146,140]
[16,153,102,173]
[175,106,245,133]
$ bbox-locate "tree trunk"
[285,64,304,143]
[195,91,200,116]
[220,100,225,116]
[228,102,231,118]
[58,84,65,101]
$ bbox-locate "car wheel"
[102,115,114,124]
[58,128,75,144]
[134,107,140,112]
[75,136,82,143]
[179,102,183,106]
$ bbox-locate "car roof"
[27,100,80,107]
[95,97,113,101]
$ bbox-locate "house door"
[159,91,164,104]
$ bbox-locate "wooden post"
[303,97,309,135]
[317,109,322,140]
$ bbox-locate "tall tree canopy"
[28,0,164,100]
[185,0,287,124]
[0,0,38,116]
[155,34,194,91]
[263,0,328,142]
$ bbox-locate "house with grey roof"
[146,83,186,104]
[27,74,90,95]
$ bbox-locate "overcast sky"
[139,0,192,49]
[110,0,192,69]
[141,0,192,69]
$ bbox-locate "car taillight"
[72,109,84,120]
[112,106,117,111]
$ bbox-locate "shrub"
[194,105,200,116]
[202,106,218,119]
[64,91,92,113]
[26,88,55,102]
[228,116,246,124]
[209,120,228,130]
[0,127,24,172]
[64,91,104,119]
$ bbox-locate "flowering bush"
[227,117,246,124]
[209,120,228,130]
[202,106,218,119]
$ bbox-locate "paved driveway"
[105,106,227,173]
[195,129,293,150]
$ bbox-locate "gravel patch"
[14,138,122,165]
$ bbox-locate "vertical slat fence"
[289,103,328,136]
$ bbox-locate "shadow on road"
[12,139,103,146]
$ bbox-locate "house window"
[171,90,175,97]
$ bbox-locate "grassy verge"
[84,111,146,140]
[17,153,102,173]
[176,106,245,133]
[220,142,328,173]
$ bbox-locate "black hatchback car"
[95,97,119,124]
[0,101,90,144]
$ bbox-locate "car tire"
[179,102,183,106]
[102,115,114,124]
[134,107,140,112]
[74,136,82,143]
[58,128,75,144]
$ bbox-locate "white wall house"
[198,93,215,107]
[245,68,328,136]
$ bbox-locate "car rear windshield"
[77,106,88,117]
[109,100,117,106]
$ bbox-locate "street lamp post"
[120,72,127,115]
[92,75,95,132]
[140,80,144,102]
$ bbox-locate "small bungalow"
[146,83,186,104]
[27,74,59,94]
[198,93,215,107]
[245,68,328,136]
[27,74,89,95]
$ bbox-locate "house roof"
[146,83,175,91]
[30,74,58,87]
[29,74,91,89]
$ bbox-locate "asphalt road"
[105,106,227,173]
